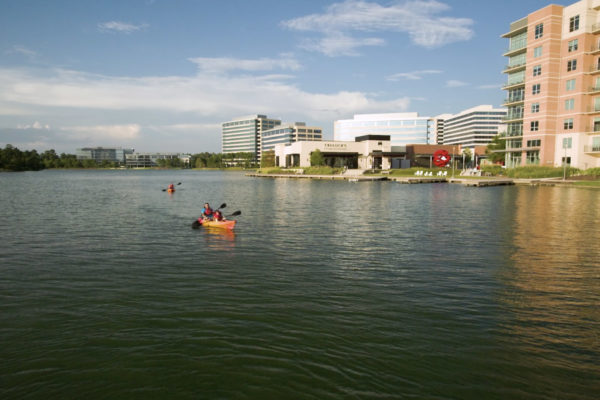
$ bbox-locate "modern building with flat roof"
[441,105,506,149]
[125,152,191,168]
[334,113,431,146]
[261,122,323,153]
[432,114,452,144]
[75,147,134,165]
[502,0,600,169]
[222,115,281,161]
[274,135,407,170]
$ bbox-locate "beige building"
[503,0,600,169]
[274,135,404,169]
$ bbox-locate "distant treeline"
[0,145,115,171]
[191,152,255,168]
[1,144,257,171]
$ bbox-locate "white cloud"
[299,33,384,57]
[61,124,141,140]
[446,80,468,88]
[387,69,442,81]
[0,65,410,119]
[17,121,50,130]
[98,21,148,33]
[189,56,301,73]
[0,62,411,151]
[281,0,473,55]
[8,45,38,59]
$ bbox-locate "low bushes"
[303,166,343,175]
[258,167,295,174]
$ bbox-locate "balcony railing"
[586,106,600,113]
[589,86,600,93]
[504,44,527,55]
[590,46,600,54]
[584,145,600,152]
[589,66,600,74]
[503,62,527,72]
[585,126,600,133]
[504,95,525,104]
[502,113,524,121]
[503,79,525,89]
[592,23,600,33]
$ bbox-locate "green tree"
[261,150,275,168]
[310,149,324,166]
[485,134,506,164]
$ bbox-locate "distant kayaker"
[168,183,175,191]
[201,203,214,220]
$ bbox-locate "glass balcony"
[584,145,600,152]
[504,95,525,104]
[503,79,525,89]
[502,112,524,121]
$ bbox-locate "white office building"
[261,122,323,153]
[222,115,281,160]
[432,114,453,144]
[441,105,506,149]
[334,113,431,145]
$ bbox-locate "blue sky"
[1,0,554,153]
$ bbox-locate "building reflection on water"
[496,187,599,390]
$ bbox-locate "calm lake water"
[1,169,598,399]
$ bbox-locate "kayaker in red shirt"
[213,210,224,221]
[167,183,175,191]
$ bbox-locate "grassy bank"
[257,166,343,175]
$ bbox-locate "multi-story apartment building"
[503,0,600,169]
[334,113,431,145]
[221,115,281,161]
[441,105,506,149]
[261,122,323,153]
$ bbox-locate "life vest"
[214,211,223,221]
[168,184,174,190]
[203,207,213,216]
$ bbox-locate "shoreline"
[247,172,600,189]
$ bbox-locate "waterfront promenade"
[247,172,577,187]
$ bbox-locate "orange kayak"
[167,188,175,193]
[198,218,236,230]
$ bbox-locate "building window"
[527,139,541,147]
[532,84,540,95]
[533,65,541,76]
[531,103,540,113]
[565,99,574,110]
[567,59,577,71]
[566,79,576,91]
[531,121,539,131]
[564,118,574,130]
[535,23,544,39]
[563,137,573,149]
[534,46,542,58]
[568,39,578,52]
[570,15,579,32]
[527,151,540,165]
